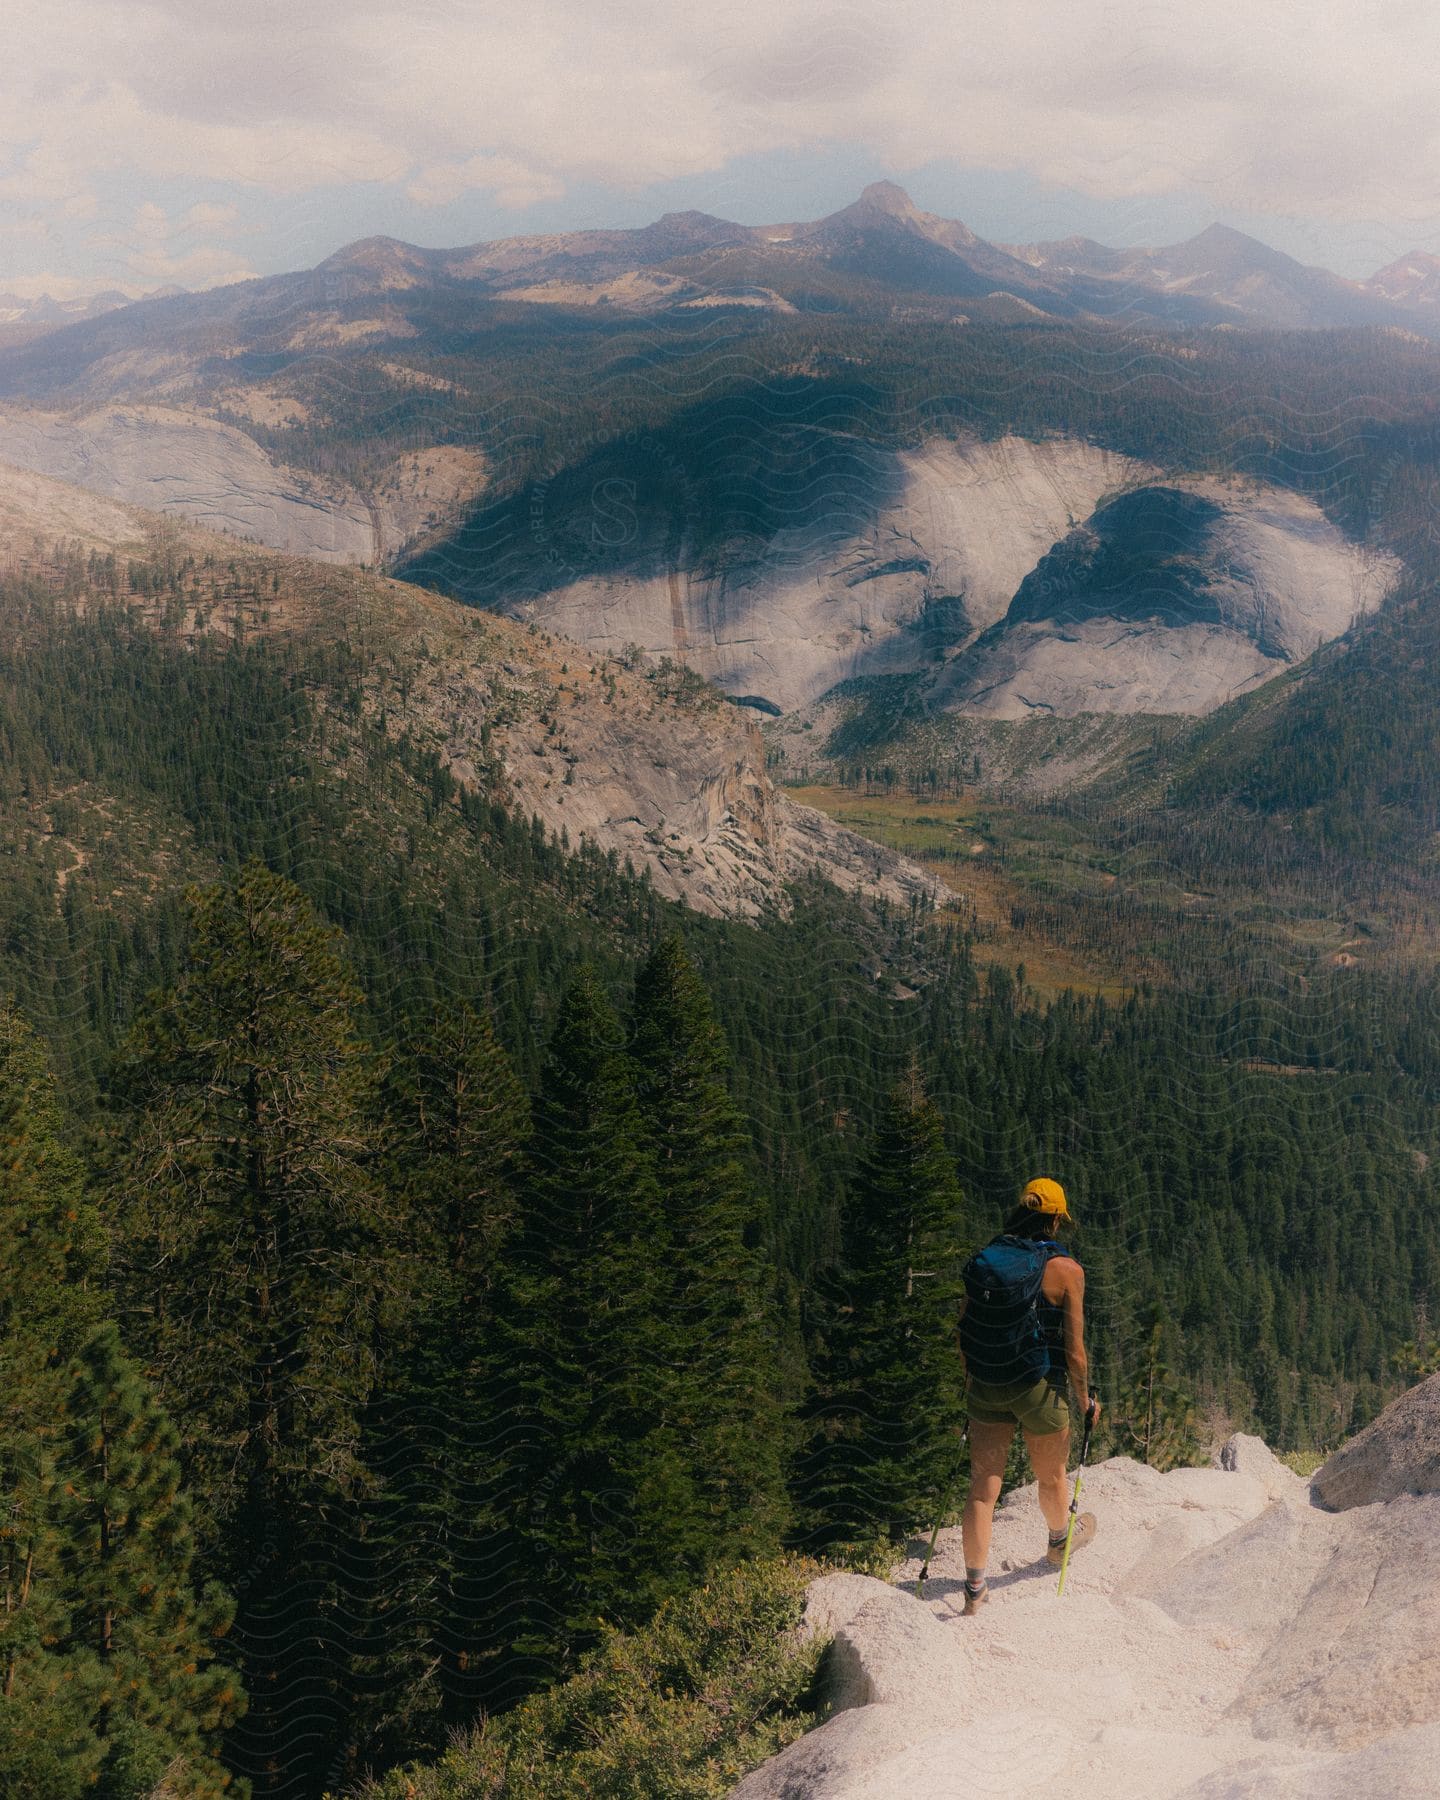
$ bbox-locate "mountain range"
[0,182,1437,745]
[0,283,186,345]
[12,183,1440,336]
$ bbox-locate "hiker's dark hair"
[1003,1206,1063,1239]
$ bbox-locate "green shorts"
[967,1376,1070,1435]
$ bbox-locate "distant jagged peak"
[855,179,922,218]
[816,180,982,251]
[1373,248,1440,277]
[1035,231,1113,256]
[318,234,422,265]
[1181,220,1270,251]
[1005,232,1130,274]
[0,286,145,327]
[651,207,739,232]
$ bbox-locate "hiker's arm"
[1061,1268,1096,1418]
[955,1295,967,1366]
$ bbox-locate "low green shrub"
[358,1553,832,1799]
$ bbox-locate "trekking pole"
[1056,1399,1097,1598]
[915,1419,969,1597]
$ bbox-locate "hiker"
[954,1177,1099,1615]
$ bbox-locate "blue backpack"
[959,1234,1060,1387]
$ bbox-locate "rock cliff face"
[735,1383,1440,1799]
[0,392,1398,722]
[0,406,488,567]
[938,479,1396,718]
[413,630,945,920]
[431,436,1147,711]
[0,405,374,561]
[437,436,1395,720]
[1312,1370,1440,1508]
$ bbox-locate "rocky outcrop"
[801,1575,976,1714]
[420,636,946,919]
[415,436,1395,721]
[734,1382,1440,1799]
[0,405,374,561]
[1312,1370,1440,1508]
[933,478,1397,718]
[453,436,1150,712]
[0,457,148,553]
[0,403,489,569]
[369,446,489,561]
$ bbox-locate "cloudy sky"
[5,0,1440,298]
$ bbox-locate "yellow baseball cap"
[1021,1177,1071,1222]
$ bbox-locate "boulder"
[796,1573,976,1714]
[1144,1494,1342,1642]
[738,1446,1440,1799]
[728,1705,929,1800]
[1236,1493,1440,1750]
[730,1575,981,1799]
[1313,1372,1440,1510]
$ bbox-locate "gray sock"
[1048,1526,1068,1546]
[964,1565,987,1593]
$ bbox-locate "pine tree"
[0,1001,105,1797]
[0,999,101,1353]
[492,967,671,1694]
[801,1064,968,1546]
[109,861,389,1795]
[53,1323,247,1800]
[356,1003,530,1757]
[388,998,529,1311]
[628,936,793,1569]
[111,861,387,1531]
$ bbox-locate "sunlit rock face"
[414,432,1395,720]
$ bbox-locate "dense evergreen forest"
[4,561,1440,1797]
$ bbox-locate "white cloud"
[184,201,240,231]
[407,154,564,210]
[83,201,257,289]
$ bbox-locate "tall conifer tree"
[112,861,387,1530]
[0,1002,105,1795]
[53,1324,247,1800]
[1,1008,245,1797]
[628,936,793,1567]
[801,1064,967,1545]
[389,998,529,1315]
[110,862,388,1795]
[357,1002,530,1756]
[493,967,671,1691]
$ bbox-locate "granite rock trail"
[736,1378,1440,1799]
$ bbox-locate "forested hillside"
[4,538,1440,1796]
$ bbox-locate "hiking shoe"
[1046,1511,1096,1566]
[962,1581,989,1616]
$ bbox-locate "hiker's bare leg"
[961,1420,1014,1572]
[1024,1424,1072,1535]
